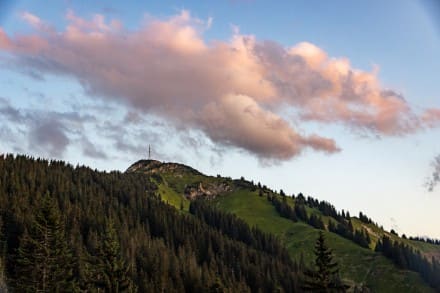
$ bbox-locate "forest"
[0,154,439,292]
[0,154,307,292]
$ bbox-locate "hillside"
[127,159,440,292]
[0,155,438,292]
[0,155,302,292]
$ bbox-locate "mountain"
[0,155,438,292]
[126,159,440,292]
[0,155,301,292]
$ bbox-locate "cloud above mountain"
[0,10,439,161]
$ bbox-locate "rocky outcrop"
[184,181,232,200]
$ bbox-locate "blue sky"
[0,0,439,238]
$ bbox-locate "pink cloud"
[200,94,339,159]
[0,11,438,160]
[0,28,11,49]
[21,11,43,28]
[65,10,122,33]
[20,11,53,33]
[422,108,440,128]
[257,41,427,134]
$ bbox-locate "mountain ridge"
[0,154,437,291]
[127,158,440,292]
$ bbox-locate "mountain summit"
[126,159,203,176]
[125,158,440,292]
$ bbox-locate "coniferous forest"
[0,154,303,292]
[0,154,439,292]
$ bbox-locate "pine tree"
[303,231,348,292]
[15,193,75,292]
[89,220,133,292]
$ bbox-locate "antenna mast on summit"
[148,144,151,160]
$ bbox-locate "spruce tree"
[303,231,348,292]
[15,193,75,292]
[89,220,133,292]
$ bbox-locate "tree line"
[268,194,371,248]
[375,235,440,290]
[0,154,306,292]
[408,236,440,246]
[258,184,440,291]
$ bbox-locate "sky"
[0,0,440,238]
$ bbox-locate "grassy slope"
[214,188,434,292]
[156,180,190,211]
[147,168,436,292]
